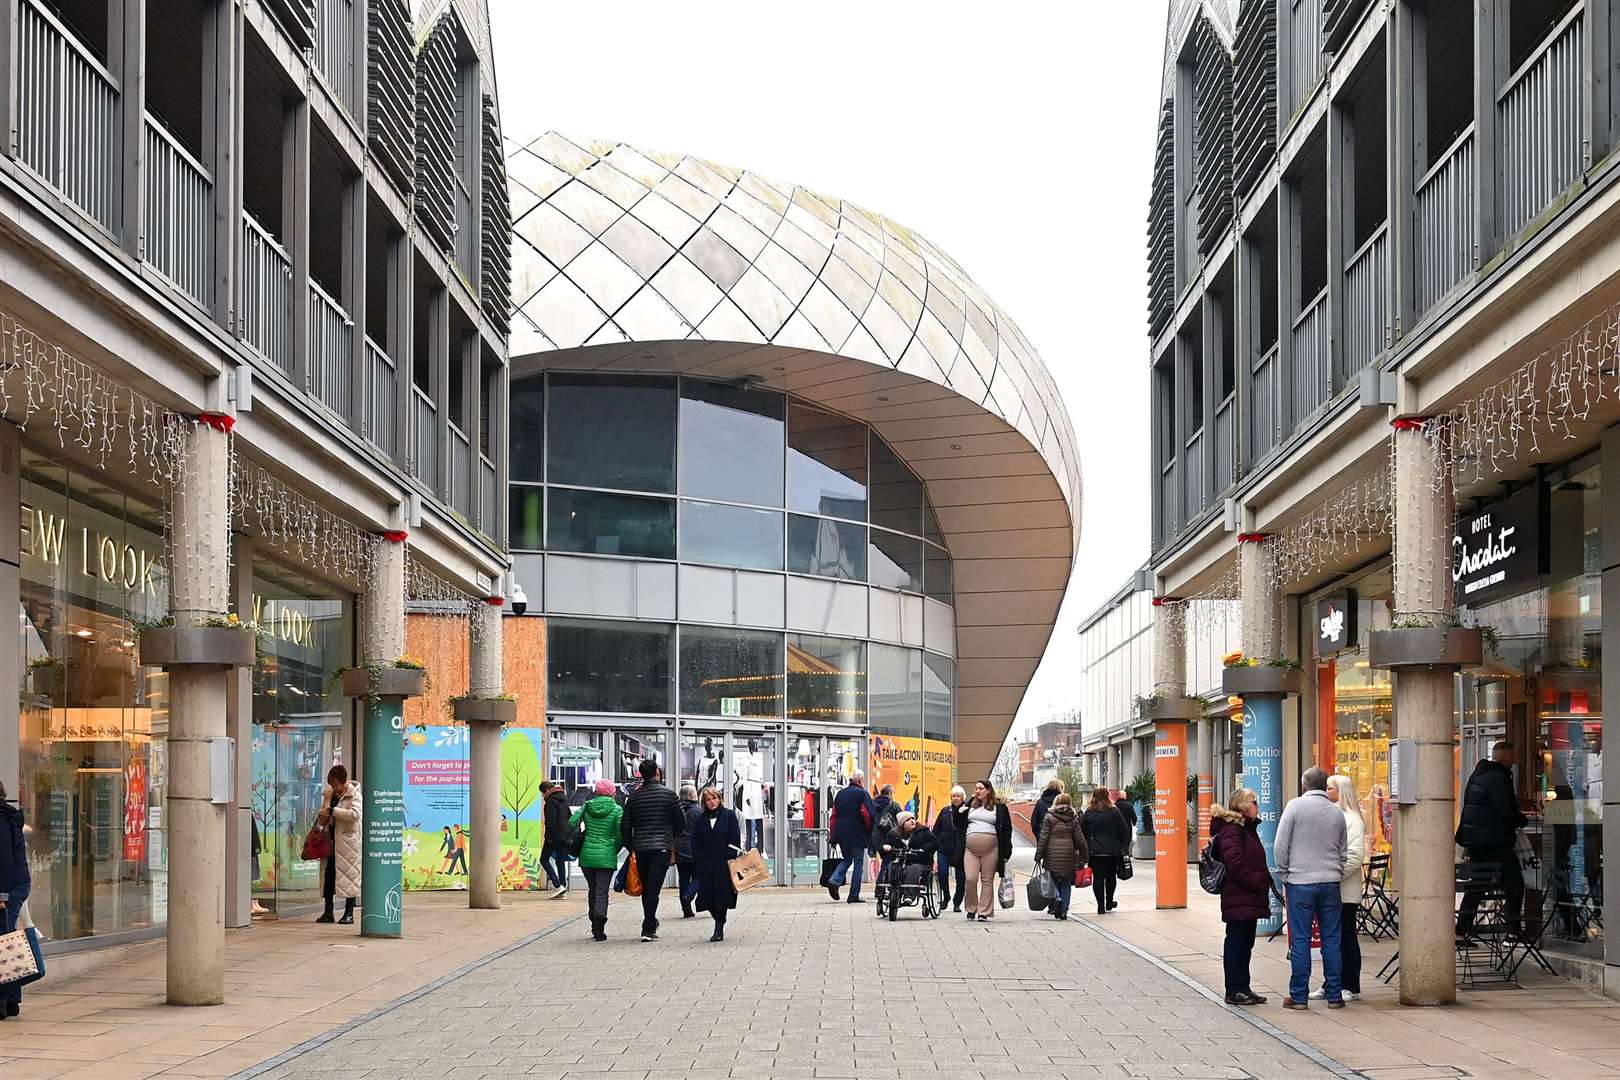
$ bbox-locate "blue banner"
[1241,695,1285,933]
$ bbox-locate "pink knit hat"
[594,779,617,796]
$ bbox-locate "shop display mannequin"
[733,738,767,851]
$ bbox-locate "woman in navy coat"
[690,786,742,942]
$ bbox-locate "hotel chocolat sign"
[1453,485,1546,606]
[1315,591,1356,655]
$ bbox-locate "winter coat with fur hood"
[322,781,363,900]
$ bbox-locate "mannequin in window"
[733,738,767,851]
[697,738,722,790]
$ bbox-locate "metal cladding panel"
[368,0,416,193]
[1194,19,1234,254]
[1147,101,1176,339]
[1322,0,1374,53]
[481,94,511,333]
[415,13,458,253]
[1233,0,1277,199]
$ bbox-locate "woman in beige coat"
[317,764,362,924]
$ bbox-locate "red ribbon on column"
[382,529,409,543]
[197,412,235,433]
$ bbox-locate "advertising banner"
[1153,722,1188,908]
[360,699,405,938]
[123,754,148,864]
[868,735,958,825]
[1241,695,1285,933]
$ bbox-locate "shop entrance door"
[547,718,673,806]
[785,730,866,886]
[677,726,781,881]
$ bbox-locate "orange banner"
[1154,721,1188,909]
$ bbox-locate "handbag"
[997,874,1016,909]
[0,919,39,987]
[624,854,642,897]
[1197,840,1226,894]
[728,848,771,893]
[1117,853,1135,881]
[1026,864,1053,912]
[819,856,842,888]
[301,822,332,862]
[1075,865,1093,888]
[567,820,586,860]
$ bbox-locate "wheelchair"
[874,851,941,921]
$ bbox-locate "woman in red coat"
[1211,788,1274,1006]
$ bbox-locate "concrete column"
[1127,736,1144,785]
[224,535,253,930]
[166,418,232,1007]
[1152,602,1189,908]
[1390,421,1458,1007]
[359,536,406,938]
[468,600,504,910]
[1237,533,1288,933]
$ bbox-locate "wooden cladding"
[1233,0,1276,199]
[367,0,414,193]
[1147,100,1175,338]
[1194,20,1234,255]
[415,13,458,254]
[481,95,511,333]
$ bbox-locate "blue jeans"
[1052,879,1073,916]
[1285,881,1343,1003]
[937,853,963,906]
[1,881,30,1006]
[831,844,867,899]
[540,844,569,889]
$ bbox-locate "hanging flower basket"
[1220,665,1302,697]
[340,664,427,700]
[450,695,518,724]
[1368,627,1482,670]
[139,627,256,669]
[1134,694,1203,723]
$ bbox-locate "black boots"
[590,915,607,941]
[681,897,694,918]
[710,919,725,942]
[317,899,335,923]
[337,898,355,925]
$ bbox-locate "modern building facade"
[1147,0,1620,999]
[1,0,511,978]
[501,133,1081,885]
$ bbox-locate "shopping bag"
[819,857,842,888]
[301,823,332,862]
[997,875,1016,909]
[728,849,771,893]
[1075,866,1093,888]
[1117,854,1135,881]
[624,854,642,897]
[0,927,39,987]
[12,903,43,989]
[1026,865,1053,912]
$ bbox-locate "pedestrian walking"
[1311,773,1367,1001]
[1114,789,1138,833]
[1030,779,1062,844]
[620,759,686,942]
[1274,767,1348,1010]
[1035,793,1087,920]
[1456,740,1528,939]
[675,783,700,918]
[1082,787,1132,913]
[569,779,625,941]
[690,787,742,942]
[1210,788,1271,1006]
[316,765,361,925]
[962,780,1012,922]
[827,772,876,903]
[871,783,901,879]
[540,780,572,897]
[0,780,31,1019]
[932,785,967,912]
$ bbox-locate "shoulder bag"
[301,820,333,861]
[1117,852,1135,881]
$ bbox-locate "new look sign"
[1453,485,1545,606]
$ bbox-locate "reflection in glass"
[788,403,867,519]
[613,732,665,793]
[787,514,866,581]
[678,626,783,717]
[509,485,543,550]
[787,635,866,723]
[680,380,784,506]
[870,435,922,534]
[869,529,923,592]
[680,501,783,571]
[923,653,954,743]
[548,618,672,713]
[547,373,676,492]
[925,543,954,603]
[548,729,605,807]
[547,487,675,559]
[869,644,922,737]
[509,375,545,481]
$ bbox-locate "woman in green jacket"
[568,779,624,941]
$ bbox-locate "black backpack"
[1198,838,1226,894]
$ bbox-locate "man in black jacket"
[1456,741,1528,937]
[621,760,686,942]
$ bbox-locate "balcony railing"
[1415,127,1476,314]
[364,336,397,457]
[1183,427,1206,520]
[1158,457,1180,544]
[1288,0,1325,117]
[479,454,497,536]
[1290,289,1328,424]
[412,387,439,492]
[1498,5,1583,240]
[144,114,212,307]
[17,0,119,232]
[308,279,352,418]
[1340,222,1388,386]
[1213,392,1235,494]
[1250,341,1280,462]
[314,0,358,118]
[449,423,471,517]
[240,213,292,374]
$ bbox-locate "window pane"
[679,380,784,506]
[925,498,945,546]
[869,528,922,592]
[869,644,922,737]
[786,634,866,724]
[787,514,867,581]
[681,501,783,571]
[923,653,954,743]
[870,435,921,534]
[548,373,676,492]
[678,626,783,717]
[509,486,543,550]
[510,375,544,481]
[547,487,675,559]
[788,402,867,519]
[548,618,672,713]
[925,543,954,603]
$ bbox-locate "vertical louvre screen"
[1146,101,1175,338]
[1233,0,1276,199]
[480,94,511,333]
[415,13,457,252]
[367,0,414,192]
[1194,20,1233,255]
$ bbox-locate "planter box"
[1369,627,1482,670]
[450,697,517,724]
[139,627,256,669]
[1221,665,1302,697]
[1137,696,1203,723]
[341,666,427,699]
[29,668,63,698]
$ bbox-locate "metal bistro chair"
[1454,861,1517,989]
[1360,854,1399,942]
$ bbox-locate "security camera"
[510,582,528,617]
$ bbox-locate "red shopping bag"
[1075,866,1093,888]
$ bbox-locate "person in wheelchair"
[876,811,940,916]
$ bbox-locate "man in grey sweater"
[1274,767,1348,1010]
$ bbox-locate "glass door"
[787,735,824,884]
[681,728,781,879]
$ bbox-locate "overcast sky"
[492,0,1169,738]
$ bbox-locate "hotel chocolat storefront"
[1302,453,1603,960]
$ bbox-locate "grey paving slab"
[235,890,1351,1080]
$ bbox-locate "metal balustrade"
[1213,394,1235,495]
[449,424,471,516]
[240,214,293,374]
[314,0,358,117]
[1290,290,1328,424]
[17,0,119,232]
[412,387,439,492]
[1341,222,1388,386]
[1288,0,1324,117]
[1250,342,1280,463]
[1158,458,1180,545]
[479,454,497,536]
[1183,428,1207,520]
[1415,128,1476,314]
[1498,6,1583,241]
[308,280,352,418]
[144,114,213,306]
[364,336,397,457]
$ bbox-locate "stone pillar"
[467,599,505,910]
[1151,600,1190,908]
[165,418,233,1007]
[1387,420,1459,1007]
[1196,715,1215,847]
[358,534,408,938]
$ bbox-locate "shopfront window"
[547,373,676,493]
[679,501,782,571]
[18,452,169,942]
[786,635,865,724]
[787,514,866,581]
[548,619,672,714]
[679,379,784,507]
[787,403,867,520]
[678,626,783,717]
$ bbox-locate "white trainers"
[1308,988,1357,1001]
[550,886,567,899]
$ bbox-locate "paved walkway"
[243,888,1342,1080]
